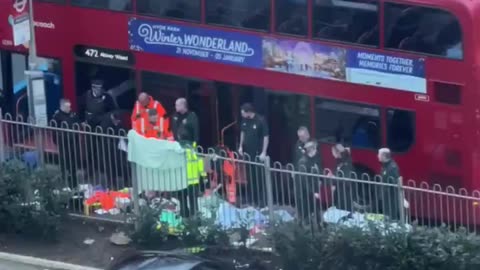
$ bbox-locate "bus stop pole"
[0,109,5,162]
[26,0,45,167]
[26,0,37,120]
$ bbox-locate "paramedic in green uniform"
[238,103,269,206]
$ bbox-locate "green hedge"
[131,199,480,269]
[0,160,70,239]
[272,223,480,270]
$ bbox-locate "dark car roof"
[107,251,235,270]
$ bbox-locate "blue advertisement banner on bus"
[129,19,426,94]
[346,50,426,94]
[128,18,262,68]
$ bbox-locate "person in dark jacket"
[171,98,199,146]
[238,103,269,206]
[82,79,115,128]
[295,140,322,222]
[52,99,81,188]
[293,126,310,164]
[82,79,115,177]
[98,112,126,186]
[378,148,401,220]
[331,144,354,211]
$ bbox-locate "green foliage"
[0,160,70,240]
[130,205,230,249]
[272,223,480,270]
[181,213,230,247]
[128,206,169,247]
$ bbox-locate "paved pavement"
[0,258,54,270]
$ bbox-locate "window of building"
[276,0,308,36]
[136,0,201,21]
[313,0,379,46]
[386,109,415,152]
[71,0,132,12]
[384,3,463,59]
[315,98,381,149]
[205,0,270,31]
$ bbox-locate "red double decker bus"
[0,0,479,194]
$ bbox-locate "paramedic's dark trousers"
[179,184,200,218]
[244,152,265,207]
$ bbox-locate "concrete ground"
[0,258,53,270]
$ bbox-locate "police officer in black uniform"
[83,79,114,128]
[99,112,125,186]
[378,148,401,220]
[295,140,322,222]
[238,103,269,206]
[52,99,81,188]
[293,126,310,165]
[171,98,199,146]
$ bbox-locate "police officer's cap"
[241,103,255,113]
[91,79,104,86]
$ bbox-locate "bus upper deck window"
[136,0,201,21]
[384,3,463,60]
[71,0,132,11]
[313,0,379,46]
[36,0,65,3]
[275,0,308,36]
[206,0,270,31]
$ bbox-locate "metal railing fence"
[1,113,479,232]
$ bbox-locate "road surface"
[0,258,53,270]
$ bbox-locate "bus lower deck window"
[315,99,381,149]
[387,109,415,153]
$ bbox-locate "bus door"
[141,72,219,147]
[74,45,136,128]
[187,80,218,147]
[141,71,186,115]
[267,91,311,164]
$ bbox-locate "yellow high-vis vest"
[185,147,206,186]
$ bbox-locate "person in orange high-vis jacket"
[136,109,173,140]
[131,92,172,138]
[131,92,166,127]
